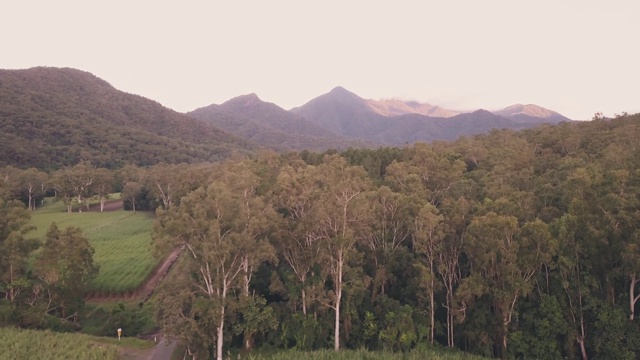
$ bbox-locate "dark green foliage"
[0,67,254,170]
[148,113,640,359]
[509,296,567,359]
[4,108,640,359]
[587,300,640,360]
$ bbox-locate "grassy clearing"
[29,199,157,294]
[0,327,153,360]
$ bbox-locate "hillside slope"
[494,103,572,124]
[189,93,374,151]
[0,67,253,169]
[292,87,573,145]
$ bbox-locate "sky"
[2,0,639,120]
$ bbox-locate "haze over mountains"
[188,93,373,152]
[0,67,573,169]
[289,86,571,144]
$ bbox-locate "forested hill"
[0,67,254,170]
[189,93,375,151]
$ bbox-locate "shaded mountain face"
[189,93,374,152]
[0,67,253,169]
[290,86,379,137]
[291,87,573,145]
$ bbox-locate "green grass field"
[0,327,153,360]
[29,199,158,294]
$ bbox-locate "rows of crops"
[0,327,121,360]
[29,199,157,294]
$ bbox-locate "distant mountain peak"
[471,109,493,115]
[498,104,555,118]
[494,104,571,122]
[325,86,362,100]
[366,98,460,118]
[329,86,349,93]
[221,93,262,108]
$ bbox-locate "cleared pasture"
[0,327,152,360]
[29,199,157,294]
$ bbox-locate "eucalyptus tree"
[274,162,322,315]
[412,203,444,345]
[34,223,98,319]
[386,142,466,205]
[117,165,145,212]
[555,213,593,360]
[91,168,114,212]
[51,163,95,213]
[438,196,474,348]
[214,159,278,350]
[363,186,415,302]
[465,213,555,358]
[147,163,210,210]
[0,196,37,303]
[314,155,371,351]
[154,159,277,359]
[15,168,48,210]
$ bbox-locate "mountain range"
[188,93,373,152]
[0,67,573,169]
[289,86,571,144]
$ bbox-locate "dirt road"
[149,338,177,360]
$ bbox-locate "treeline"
[148,113,640,359]
[2,113,640,359]
[0,162,215,213]
[0,201,98,330]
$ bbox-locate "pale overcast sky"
[2,0,638,120]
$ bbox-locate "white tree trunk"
[334,256,343,351]
[629,273,639,320]
[216,313,224,360]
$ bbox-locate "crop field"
[29,199,157,294]
[0,327,153,360]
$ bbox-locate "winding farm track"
[86,245,183,303]
[85,200,184,303]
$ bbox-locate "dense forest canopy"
[2,112,640,360]
[0,67,254,170]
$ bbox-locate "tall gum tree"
[274,163,322,315]
[363,186,415,303]
[216,160,278,350]
[16,168,48,211]
[465,212,554,358]
[155,160,276,359]
[34,223,98,319]
[438,196,473,348]
[0,197,37,303]
[51,163,96,213]
[314,155,370,351]
[555,213,593,360]
[412,202,444,345]
[92,168,113,212]
[386,143,466,206]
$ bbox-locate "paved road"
[150,338,177,360]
